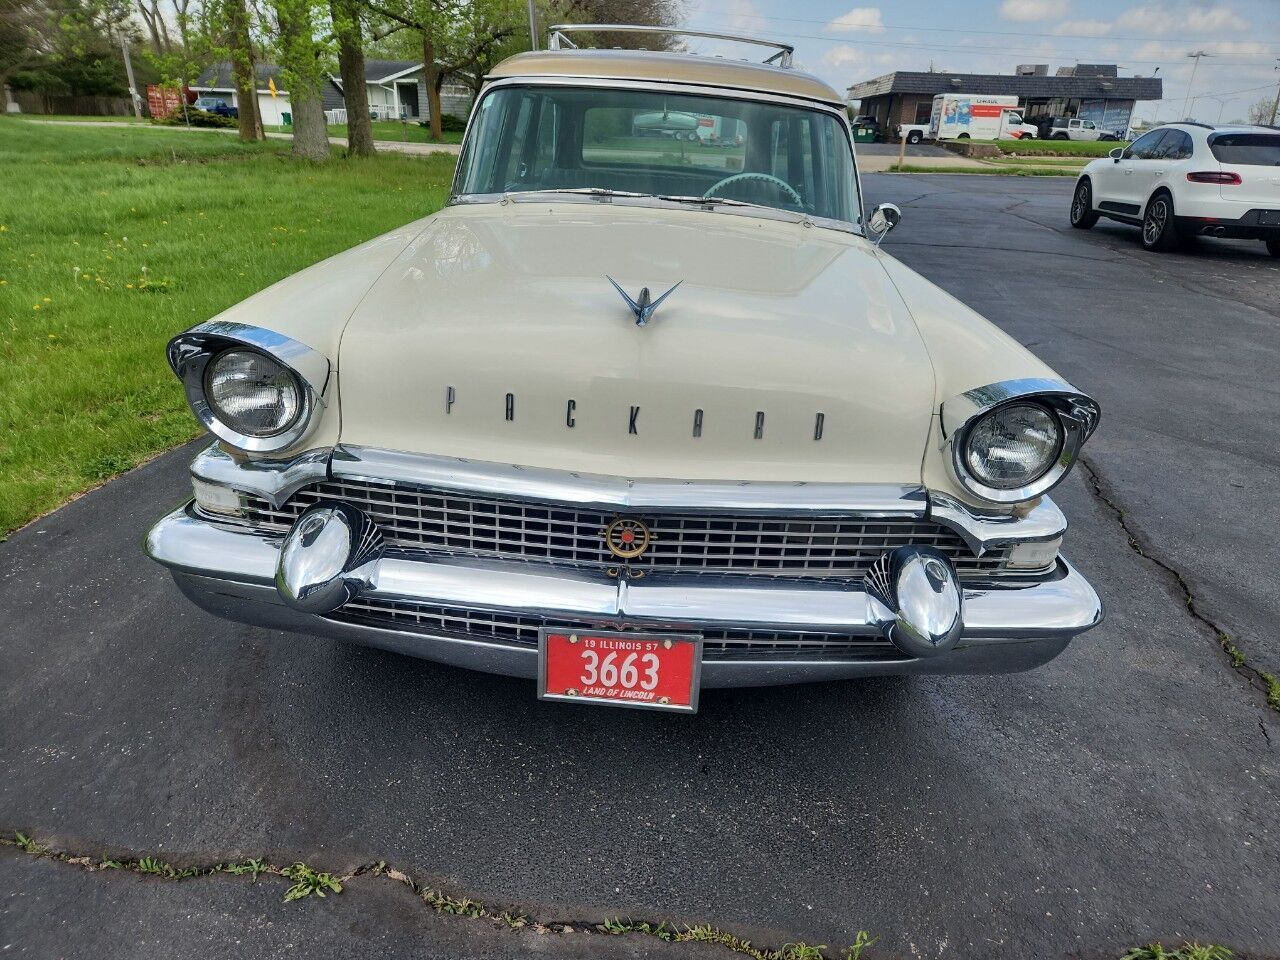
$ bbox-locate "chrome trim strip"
[147,505,1103,645]
[330,444,927,517]
[190,442,332,509]
[927,492,1067,556]
[167,321,331,454]
[939,378,1101,506]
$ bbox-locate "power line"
[694,6,1280,49]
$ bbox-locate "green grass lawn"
[263,120,464,145]
[890,163,1079,176]
[29,114,149,123]
[0,117,455,535]
[989,139,1127,157]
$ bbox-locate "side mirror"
[1109,147,1125,162]
[868,203,902,246]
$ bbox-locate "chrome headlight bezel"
[168,321,330,453]
[941,378,1100,505]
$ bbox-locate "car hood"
[336,202,936,483]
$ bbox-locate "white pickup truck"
[1046,117,1113,141]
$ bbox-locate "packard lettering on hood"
[147,37,1104,699]
[441,384,827,441]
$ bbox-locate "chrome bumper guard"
[147,492,1103,686]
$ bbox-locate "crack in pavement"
[1079,456,1280,726]
[0,834,876,960]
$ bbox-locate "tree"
[1,0,56,103]
[553,0,683,50]
[330,0,375,155]
[365,0,521,141]
[221,0,264,140]
[268,0,330,160]
[1247,96,1277,126]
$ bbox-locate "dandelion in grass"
[42,297,50,302]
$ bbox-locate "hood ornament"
[606,275,682,326]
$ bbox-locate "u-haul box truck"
[928,94,1027,140]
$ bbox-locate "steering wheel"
[703,172,803,206]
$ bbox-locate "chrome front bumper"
[146,500,1103,687]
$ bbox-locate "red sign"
[146,85,183,120]
[539,630,701,712]
[971,103,1009,118]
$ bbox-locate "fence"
[10,90,142,117]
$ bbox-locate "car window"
[458,85,858,223]
[1126,130,1168,160]
[1208,133,1280,165]
[1083,120,1096,129]
[1154,130,1193,160]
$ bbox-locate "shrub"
[152,109,237,129]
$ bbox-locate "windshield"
[456,85,859,224]
[1209,133,1280,166]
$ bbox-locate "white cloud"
[999,0,1069,22]
[825,7,885,33]
[1117,3,1248,35]
[1184,6,1248,32]
[1053,18,1112,36]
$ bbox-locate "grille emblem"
[604,517,652,559]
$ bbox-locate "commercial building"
[846,64,1162,138]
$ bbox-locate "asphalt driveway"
[2,175,1278,960]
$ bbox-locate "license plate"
[1259,210,1280,226]
[538,629,702,713]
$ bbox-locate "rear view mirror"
[868,203,902,248]
[1109,147,1125,162]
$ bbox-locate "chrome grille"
[329,598,907,662]
[241,479,1013,580]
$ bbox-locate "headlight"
[204,349,301,437]
[963,403,1062,490]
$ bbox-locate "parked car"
[1071,122,1280,255]
[1045,117,1104,141]
[147,25,1104,712]
[191,96,238,119]
[897,122,929,144]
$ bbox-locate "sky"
[675,0,1280,123]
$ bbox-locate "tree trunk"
[331,0,375,156]
[225,0,262,141]
[422,32,442,141]
[289,83,330,160]
[273,0,329,161]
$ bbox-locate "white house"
[191,60,473,126]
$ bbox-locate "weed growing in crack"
[14,832,43,854]
[1122,942,1232,960]
[844,930,879,960]
[136,856,201,880]
[217,858,269,880]
[280,862,343,902]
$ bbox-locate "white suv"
[1070,123,1280,255]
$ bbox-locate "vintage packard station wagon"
[147,26,1103,712]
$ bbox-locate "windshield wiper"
[658,194,807,222]
[657,194,752,207]
[506,187,650,199]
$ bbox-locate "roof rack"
[546,24,794,69]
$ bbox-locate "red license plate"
[538,630,702,713]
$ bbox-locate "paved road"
[3,176,1278,960]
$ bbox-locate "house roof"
[847,69,1161,102]
[193,62,287,92]
[490,50,844,106]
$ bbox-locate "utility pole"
[118,31,143,120]
[1270,59,1280,125]
[1181,51,1211,121]
[527,0,538,50]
